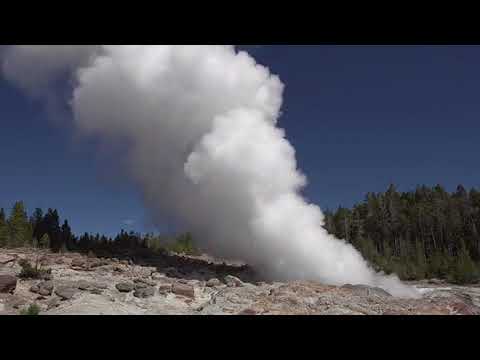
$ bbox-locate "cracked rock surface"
[1,248,479,315]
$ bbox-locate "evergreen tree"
[323,184,480,283]
[0,208,9,247]
[61,220,74,251]
[415,238,427,278]
[39,233,50,249]
[43,209,62,252]
[450,243,479,284]
[7,201,31,247]
[31,208,44,241]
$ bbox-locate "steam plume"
[1,45,419,297]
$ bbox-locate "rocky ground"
[1,249,479,315]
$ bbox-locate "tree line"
[323,184,480,283]
[1,184,480,284]
[0,201,196,255]
[0,202,76,252]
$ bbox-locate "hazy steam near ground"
[1,45,419,298]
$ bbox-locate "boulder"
[206,278,222,287]
[38,281,54,296]
[55,286,77,300]
[39,288,51,296]
[134,278,156,287]
[427,279,445,285]
[71,258,86,268]
[46,297,60,310]
[165,267,182,278]
[224,275,243,288]
[76,280,91,291]
[134,282,148,290]
[90,288,103,295]
[116,282,134,293]
[172,283,195,298]
[113,265,126,273]
[95,282,108,290]
[151,272,166,281]
[0,275,17,294]
[158,283,173,294]
[6,295,27,309]
[0,255,15,265]
[88,259,102,268]
[134,286,155,298]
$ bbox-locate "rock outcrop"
[0,275,17,294]
[1,248,479,315]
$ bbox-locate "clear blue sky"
[1,45,479,236]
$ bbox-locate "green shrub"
[19,304,41,315]
[166,233,200,256]
[448,248,479,284]
[18,259,50,279]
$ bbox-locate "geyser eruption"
[1,45,419,298]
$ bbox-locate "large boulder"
[206,278,222,287]
[87,259,103,269]
[46,297,60,310]
[0,255,16,265]
[71,258,86,270]
[165,267,182,278]
[75,280,92,291]
[172,283,195,298]
[0,275,17,294]
[5,295,27,309]
[38,281,54,296]
[116,282,134,293]
[55,286,77,300]
[134,278,156,287]
[158,283,173,295]
[224,275,243,288]
[134,286,155,298]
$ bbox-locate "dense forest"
[0,202,196,257]
[323,184,480,284]
[1,183,479,284]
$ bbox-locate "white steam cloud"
[1,45,419,298]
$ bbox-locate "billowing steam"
[1,45,419,297]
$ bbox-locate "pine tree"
[451,244,479,284]
[0,208,9,247]
[31,208,44,241]
[39,233,50,249]
[61,220,74,251]
[415,238,427,279]
[324,184,480,281]
[43,209,62,252]
[7,201,32,247]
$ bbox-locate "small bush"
[19,304,41,315]
[18,259,50,279]
[167,233,200,256]
[447,248,479,285]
